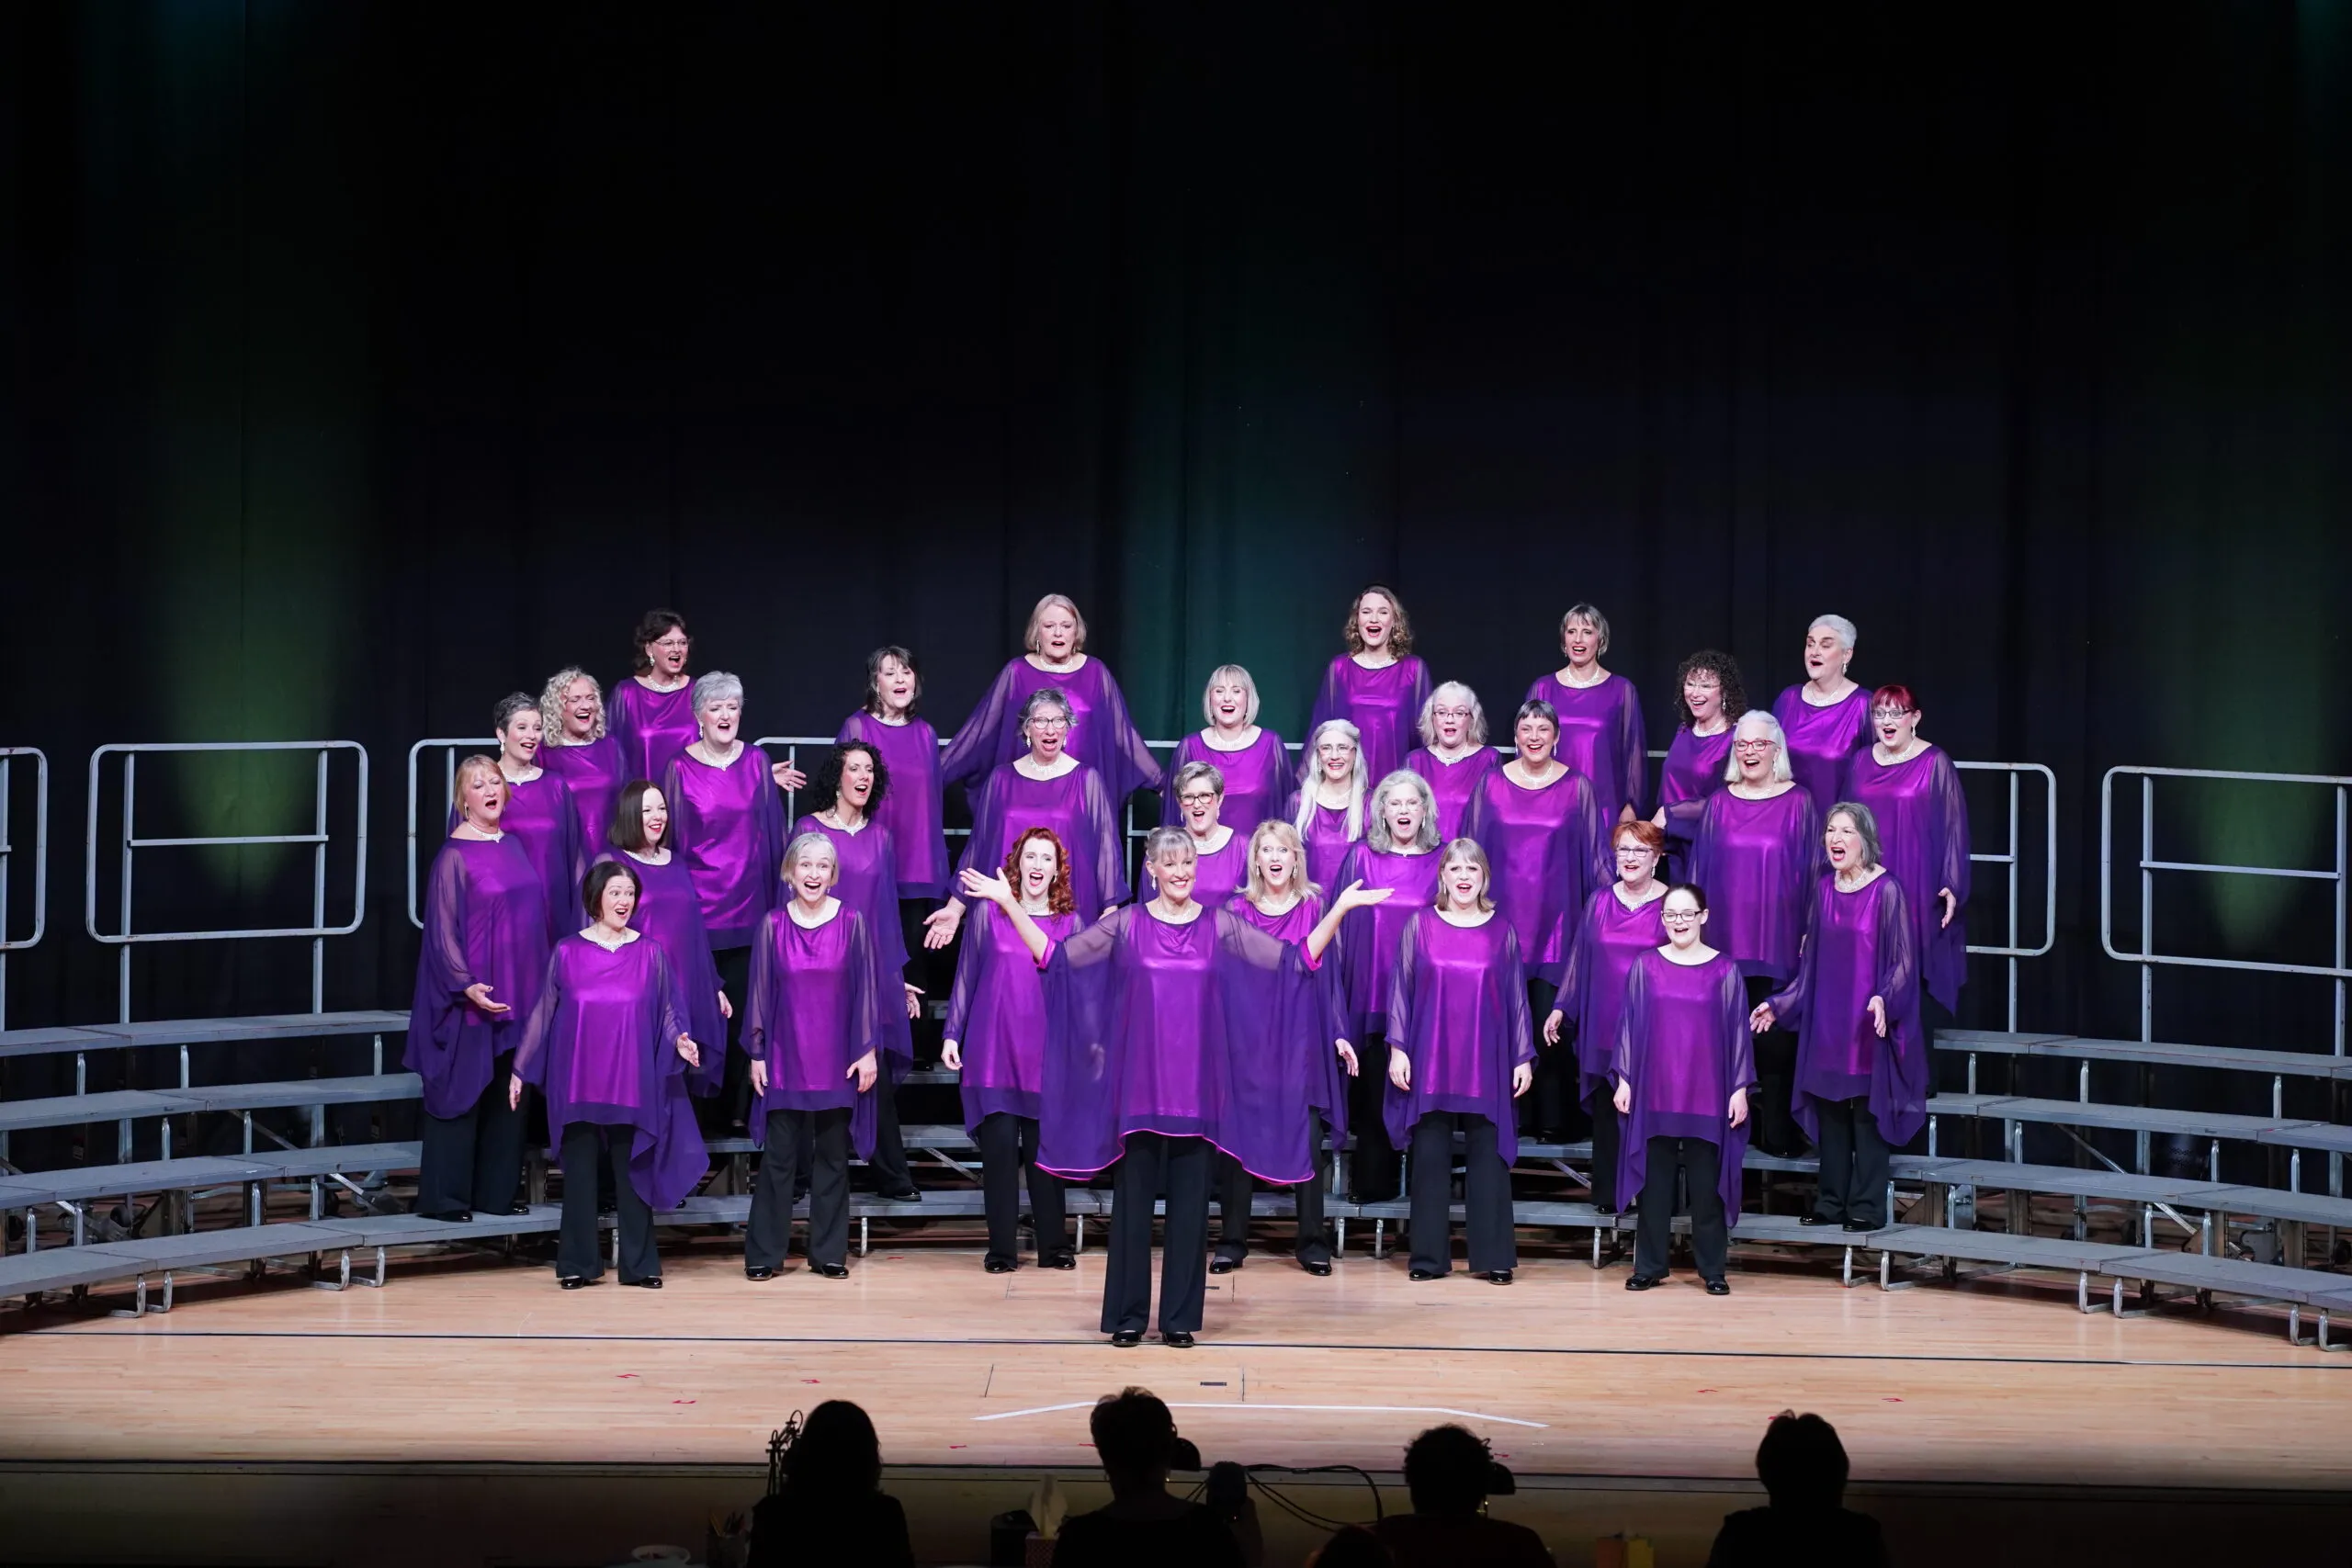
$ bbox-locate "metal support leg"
[859,1216,869,1256]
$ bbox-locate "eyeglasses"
[650,636,691,651]
[1661,910,1702,924]
[1177,792,1219,806]
[1732,739,1775,753]
[1871,708,1917,722]
[1432,706,1473,719]
[1028,716,1069,730]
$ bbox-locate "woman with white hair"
[1406,682,1498,843]
[1770,615,1871,817]
[1291,719,1370,895]
[470,692,584,947]
[661,671,787,1115]
[1752,803,1928,1231]
[1332,770,1442,1202]
[537,668,628,860]
[1304,585,1432,790]
[1525,602,1647,822]
[742,831,884,1279]
[1688,710,1821,1158]
[1162,665,1290,835]
[609,609,701,782]
[939,593,1163,806]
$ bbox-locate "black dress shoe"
[1040,1250,1077,1270]
[1208,1256,1242,1275]
[1300,1259,1332,1277]
[560,1274,594,1290]
[744,1265,777,1281]
[597,1201,617,1217]
[622,1275,663,1289]
[1161,1330,1196,1349]
[423,1210,474,1224]
[1483,1269,1513,1286]
[1110,1329,1144,1348]
[1408,1267,1444,1281]
[507,1202,533,1216]
[1704,1278,1731,1296]
[878,1185,923,1202]
[810,1260,849,1279]
[1625,1273,1664,1292]
[1843,1219,1876,1233]
[1800,1213,1834,1227]
[984,1257,1017,1274]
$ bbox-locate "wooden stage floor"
[6,1236,2350,1492]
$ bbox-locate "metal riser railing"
[0,749,49,1032]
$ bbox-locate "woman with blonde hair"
[537,666,628,858]
[1161,664,1290,835]
[939,592,1162,805]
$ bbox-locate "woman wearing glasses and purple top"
[1406,682,1498,844]
[609,610,702,784]
[939,594,1163,807]
[1525,603,1646,824]
[1304,586,1431,791]
[1153,761,1250,904]
[1545,819,1671,1213]
[1770,615,1871,818]
[1840,684,1970,1047]
[1162,666,1290,838]
[1289,720,1370,896]
[1653,650,1745,867]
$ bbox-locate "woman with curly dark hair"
[1656,649,1748,855]
[944,827,1082,1271]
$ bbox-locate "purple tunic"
[1689,788,1823,983]
[837,711,949,899]
[1162,728,1293,837]
[792,813,914,1072]
[512,935,708,1210]
[1143,829,1249,904]
[538,736,629,861]
[1035,906,1333,1185]
[1771,683,1871,818]
[1334,842,1442,1037]
[1657,727,1735,843]
[939,656,1163,805]
[1225,890,1352,1148]
[942,903,1081,1132]
[1767,873,1928,1146]
[449,773,583,947]
[1462,766,1612,987]
[1407,746,1499,844]
[407,836,551,1119]
[1611,950,1755,1224]
[1841,745,1971,1011]
[1291,796,1359,896]
[961,761,1129,921]
[1559,886,1670,1098]
[1306,655,1432,790]
[607,850,729,1097]
[742,905,880,1157]
[609,677,699,784]
[661,746,786,948]
[1383,909,1533,1165]
[1525,671,1647,818]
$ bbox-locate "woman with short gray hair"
[471,692,583,947]
[1770,614,1871,817]
[1406,681,1498,843]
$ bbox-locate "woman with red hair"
[1840,685,1970,1040]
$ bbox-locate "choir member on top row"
[1293,720,1369,893]
[538,667,628,861]
[743,831,884,1279]
[1406,682,1498,844]
[1753,802,1928,1232]
[1155,761,1249,903]
[1386,839,1534,1284]
[479,693,585,947]
[1546,819,1670,1213]
[929,688,1127,951]
[1525,603,1646,824]
[1162,665,1290,834]
[944,828,1082,1273]
[1037,827,1332,1348]
[1613,883,1755,1295]
[1216,821,1375,1274]
[603,779,732,1098]
[610,609,701,782]
[1461,698,1612,1141]
[1654,649,1745,854]
[1772,614,1869,818]
[1333,770,1443,1203]
[510,859,707,1289]
[1842,686,1970,1045]
[1689,712,1821,1159]
[1306,585,1432,789]
[941,593,1163,805]
[412,755,548,1223]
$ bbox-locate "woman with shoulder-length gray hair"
[1753,800,1928,1232]
[1161,664,1290,837]
[537,666,628,859]
[938,592,1163,806]
[1770,614,1870,817]
[1407,681,1498,842]
[1291,718,1370,894]
[1526,602,1648,823]
[660,671,787,1124]
[1688,708,1821,1158]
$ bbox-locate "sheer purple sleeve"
[550,774,587,914]
[752,750,786,922]
[1558,894,1598,1039]
[941,904,987,1044]
[939,660,1021,787]
[1662,783,1711,843]
[1385,911,1420,1050]
[1764,877,1826,1025]
[843,912,881,1158]
[741,916,777,1061]
[957,768,1004,884]
[511,947,566,1088]
[1610,950,1649,1089]
[1213,910,1329,1183]
[1721,958,1758,1091]
[1499,925,1535,1068]
[422,848,478,997]
[1617,681,1648,818]
[1932,752,1972,908]
[1036,908,1134,1177]
[1080,768,1132,912]
[1687,794,1723,907]
[1873,876,1920,1022]
[649,942,689,1067]
[1089,662,1165,798]
[658,753,690,857]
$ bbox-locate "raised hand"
[959,867,1016,906]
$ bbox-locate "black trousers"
[1634,1134,1727,1283]
[559,1122,659,1282]
[865,1069,912,1192]
[709,944,754,1130]
[1346,1031,1399,1200]
[747,1108,853,1268]
[1813,1097,1890,1225]
[1407,1112,1516,1275]
[1585,1083,1625,1212]
[1212,1139,1332,1266]
[1745,975,1805,1158]
[415,1064,526,1218]
[1521,978,1572,1135]
[976,1111,1069,1263]
[1103,1133,1212,1335]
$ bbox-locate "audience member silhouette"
[1310,1525,1397,1567]
[1706,1411,1889,1567]
[1050,1387,1262,1568]
[1372,1424,1554,1568]
[747,1400,914,1568]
